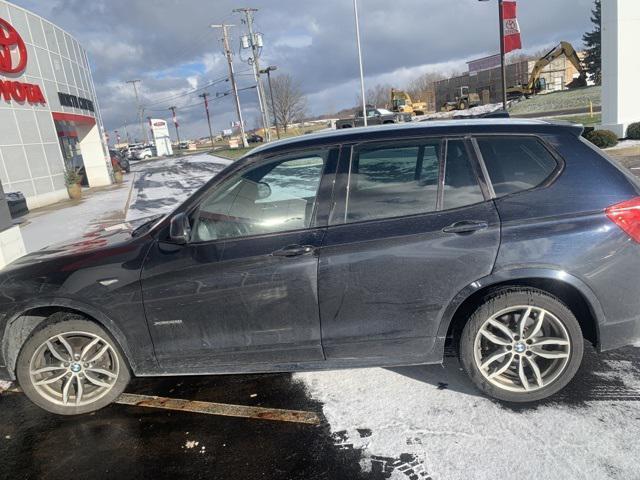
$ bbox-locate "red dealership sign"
[501,1,522,54]
[0,17,27,74]
[0,17,46,105]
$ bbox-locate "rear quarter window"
[476,136,558,197]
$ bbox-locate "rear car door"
[318,137,501,362]
[140,148,338,369]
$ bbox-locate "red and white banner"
[501,0,522,54]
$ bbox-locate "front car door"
[140,148,338,370]
[318,137,501,363]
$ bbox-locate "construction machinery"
[507,41,587,98]
[440,86,481,112]
[390,89,428,116]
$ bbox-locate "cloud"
[11,0,596,140]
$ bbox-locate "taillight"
[606,197,640,243]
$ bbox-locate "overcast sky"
[14,0,596,141]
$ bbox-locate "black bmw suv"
[2,119,640,414]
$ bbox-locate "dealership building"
[0,0,112,210]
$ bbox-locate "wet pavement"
[0,373,366,480]
[1,344,639,480]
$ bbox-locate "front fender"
[1,296,156,379]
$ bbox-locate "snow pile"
[413,103,504,122]
[295,353,640,479]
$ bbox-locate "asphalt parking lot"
[1,152,640,480]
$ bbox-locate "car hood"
[8,216,156,268]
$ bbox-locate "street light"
[353,0,367,126]
[260,66,280,140]
[479,0,508,111]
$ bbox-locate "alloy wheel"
[473,305,571,393]
[28,331,120,407]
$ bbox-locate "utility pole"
[169,106,181,145]
[198,92,215,148]
[126,79,148,143]
[353,0,367,126]
[123,120,130,144]
[234,7,271,142]
[260,66,280,139]
[211,23,249,148]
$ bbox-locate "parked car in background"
[109,149,130,173]
[247,133,264,143]
[336,106,412,129]
[3,119,640,415]
[132,146,155,160]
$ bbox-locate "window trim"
[187,146,338,245]
[471,134,565,201]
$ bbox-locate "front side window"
[345,142,441,223]
[192,153,326,242]
[476,136,558,197]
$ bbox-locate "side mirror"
[169,213,191,244]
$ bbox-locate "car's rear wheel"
[459,287,583,402]
[16,315,130,415]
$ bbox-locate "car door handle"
[272,245,315,257]
[442,221,489,234]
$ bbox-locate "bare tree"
[406,72,447,102]
[271,74,307,132]
[358,83,392,109]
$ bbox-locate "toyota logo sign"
[0,17,27,74]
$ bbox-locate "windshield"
[377,108,394,115]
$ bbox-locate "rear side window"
[476,137,558,197]
[340,139,485,224]
[346,142,440,222]
[443,140,484,210]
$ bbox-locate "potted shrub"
[113,164,124,184]
[64,168,82,200]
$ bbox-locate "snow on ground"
[19,177,134,253]
[508,86,601,116]
[127,154,231,221]
[606,139,640,151]
[295,346,640,480]
[413,103,503,122]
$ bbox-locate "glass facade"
[0,0,109,207]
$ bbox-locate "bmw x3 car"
[1,119,640,415]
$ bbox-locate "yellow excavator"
[390,89,428,116]
[507,41,587,98]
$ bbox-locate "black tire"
[459,287,583,403]
[16,314,130,415]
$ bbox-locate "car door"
[140,148,338,369]
[318,137,501,362]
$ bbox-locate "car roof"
[247,119,583,157]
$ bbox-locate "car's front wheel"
[459,287,583,402]
[16,315,130,415]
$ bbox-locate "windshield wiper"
[131,215,164,237]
